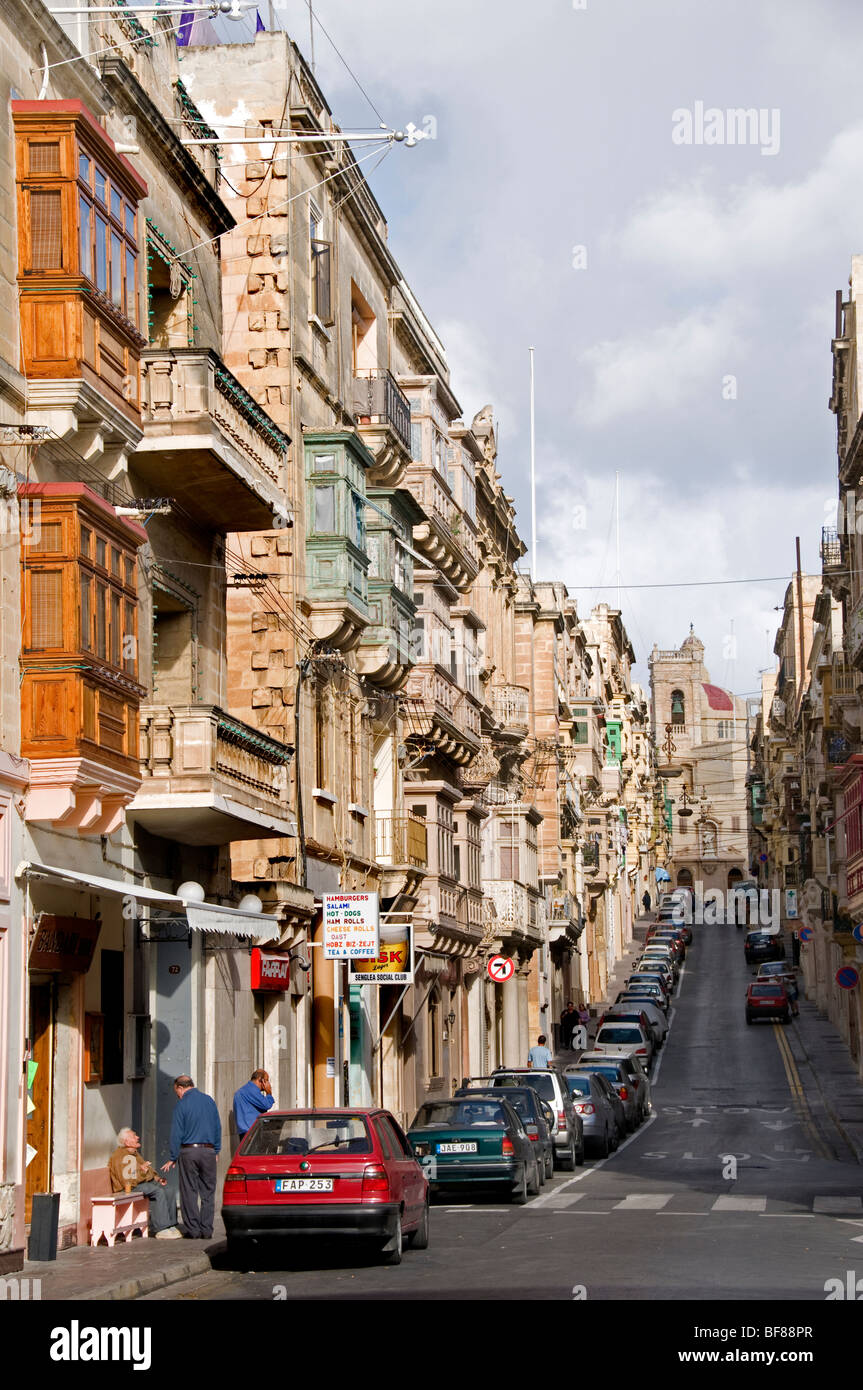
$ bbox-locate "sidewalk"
[553,916,651,1068]
[788,998,863,1165]
[24,1215,226,1302]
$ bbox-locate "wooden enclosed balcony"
[129,704,295,845]
[403,664,482,765]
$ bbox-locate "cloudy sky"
[200,0,863,696]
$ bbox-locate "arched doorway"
[676,868,693,888]
[727,867,743,889]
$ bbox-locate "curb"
[65,1249,220,1302]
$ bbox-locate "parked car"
[646,929,685,960]
[628,970,672,999]
[745,930,785,967]
[562,1070,621,1157]
[222,1108,429,1265]
[407,1095,541,1202]
[617,983,669,1015]
[746,981,791,1024]
[488,1068,584,1169]
[602,1005,666,1049]
[456,1084,555,1181]
[639,949,679,982]
[592,1022,653,1066]
[571,1053,651,1128]
[757,961,800,1013]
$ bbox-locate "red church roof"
[702,683,734,711]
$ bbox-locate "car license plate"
[436,1142,477,1154]
[275,1177,333,1193]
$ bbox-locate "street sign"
[853,924,863,945]
[836,966,859,991]
[487,955,515,983]
[799,927,813,942]
[759,854,768,863]
[785,889,798,920]
[323,893,379,959]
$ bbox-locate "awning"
[16,860,280,941]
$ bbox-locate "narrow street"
[143,924,863,1302]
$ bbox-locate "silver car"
[604,1002,667,1049]
[567,1059,641,1133]
[579,1051,652,1124]
[563,1070,621,1157]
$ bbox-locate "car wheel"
[545,1148,555,1180]
[528,1158,541,1196]
[511,1165,529,1204]
[226,1236,252,1267]
[575,1140,585,1167]
[557,1140,575,1172]
[592,1129,610,1160]
[407,1200,429,1250]
[382,1215,403,1265]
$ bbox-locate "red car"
[222,1108,429,1265]
[745,982,791,1024]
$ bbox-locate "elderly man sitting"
[109,1128,181,1239]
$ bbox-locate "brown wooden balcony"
[137,349,288,531]
[374,813,428,867]
[130,704,295,845]
[408,470,479,590]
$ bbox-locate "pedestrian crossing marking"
[710,1196,767,1211]
[613,1193,674,1209]
[813,1196,863,1214]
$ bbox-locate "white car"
[591,1022,653,1067]
[606,999,668,1046]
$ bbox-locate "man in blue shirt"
[161,1075,221,1239]
[527,1035,553,1069]
[233,1069,275,1147]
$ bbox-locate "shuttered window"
[311,239,332,325]
[30,190,63,268]
[30,142,60,174]
[30,571,63,648]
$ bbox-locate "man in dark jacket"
[559,1001,577,1050]
[161,1075,221,1239]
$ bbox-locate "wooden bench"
[90,1190,150,1248]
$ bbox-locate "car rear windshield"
[596,1026,642,1043]
[570,1064,623,1082]
[458,1088,536,1121]
[412,1100,507,1129]
[493,1073,556,1103]
[751,984,784,996]
[241,1115,372,1157]
[565,1075,592,1096]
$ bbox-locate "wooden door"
[25,984,53,1222]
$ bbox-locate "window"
[670,690,685,726]
[77,149,137,324]
[30,191,63,268]
[313,485,335,534]
[573,720,588,744]
[315,684,329,789]
[100,949,124,1086]
[428,992,440,1078]
[310,203,333,325]
[499,820,520,880]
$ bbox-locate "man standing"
[642,890,651,915]
[109,1128,180,1238]
[232,1069,275,1147]
[527,1035,553,1069]
[161,1075,221,1240]
[559,1002,576,1050]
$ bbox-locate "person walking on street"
[109,1128,180,1238]
[527,1035,553,1069]
[642,890,651,915]
[161,1075,221,1239]
[233,1068,275,1147]
[559,1002,577,1050]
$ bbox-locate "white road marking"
[711,1195,768,1212]
[813,1196,863,1214]
[614,1193,674,1209]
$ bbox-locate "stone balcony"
[490,682,529,739]
[137,349,288,531]
[404,664,482,766]
[129,704,295,845]
[408,469,479,590]
[485,879,541,944]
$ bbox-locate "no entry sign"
[853,924,863,945]
[487,955,515,983]
[799,927,814,943]
[836,966,859,991]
